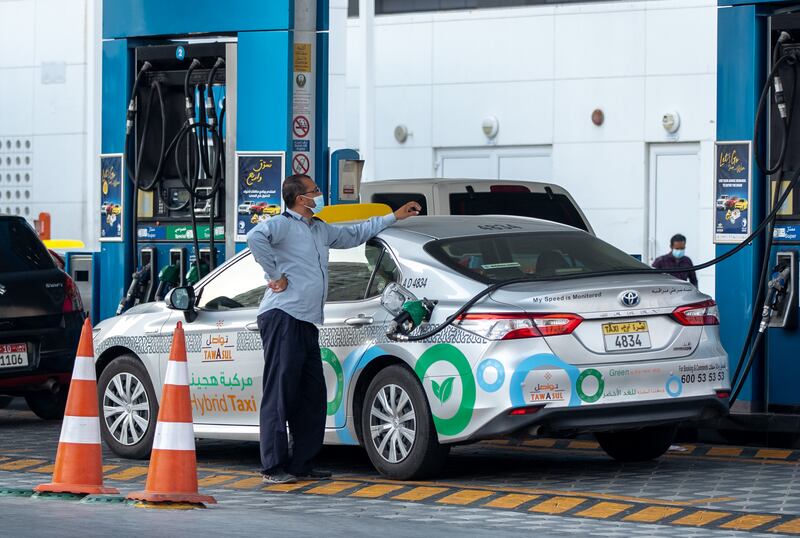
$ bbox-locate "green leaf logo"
[431,377,455,404]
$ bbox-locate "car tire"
[24,388,68,420]
[595,424,677,462]
[361,365,450,480]
[97,354,159,459]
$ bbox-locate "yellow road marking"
[350,484,404,498]
[530,496,586,514]
[437,490,493,506]
[198,475,238,487]
[336,474,727,508]
[228,477,266,489]
[755,448,792,460]
[576,501,633,519]
[0,459,46,471]
[770,518,800,534]
[305,481,361,496]
[624,506,684,523]
[706,447,743,457]
[522,439,556,448]
[105,467,149,480]
[672,510,731,526]
[30,464,55,474]
[568,440,599,450]
[263,480,317,492]
[484,494,540,509]
[719,514,780,530]
[392,486,448,501]
[102,465,119,472]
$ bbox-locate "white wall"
[339,0,718,290]
[0,0,97,248]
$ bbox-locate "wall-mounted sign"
[99,154,124,242]
[235,152,285,242]
[714,141,752,244]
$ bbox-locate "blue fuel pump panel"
[98,0,329,321]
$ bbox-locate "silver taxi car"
[92,215,729,479]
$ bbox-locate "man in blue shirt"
[247,174,420,484]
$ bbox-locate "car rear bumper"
[0,312,83,393]
[471,395,729,439]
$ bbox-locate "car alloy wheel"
[369,383,417,464]
[103,372,151,446]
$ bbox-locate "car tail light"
[457,313,583,340]
[715,390,730,399]
[508,405,543,416]
[63,275,83,314]
[671,300,719,326]
[490,185,530,193]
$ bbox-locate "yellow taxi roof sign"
[43,239,86,250]
[316,203,392,223]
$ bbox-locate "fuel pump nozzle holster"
[116,264,152,315]
[759,262,792,332]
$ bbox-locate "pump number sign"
[714,141,752,244]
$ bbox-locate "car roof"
[381,215,578,240]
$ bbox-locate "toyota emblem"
[620,290,639,307]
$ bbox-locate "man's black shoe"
[261,470,298,484]
[295,469,332,480]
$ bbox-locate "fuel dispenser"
[717,4,800,421]
[96,0,330,321]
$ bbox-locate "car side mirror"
[380,282,417,316]
[166,286,198,322]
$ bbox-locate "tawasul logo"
[0,283,6,296]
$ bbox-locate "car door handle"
[245,322,259,332]
[345,315,374,326]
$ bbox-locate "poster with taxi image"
[235,152,285,242]
[714,141,752,244]
[99,154,124,242]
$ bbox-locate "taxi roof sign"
[316,203,392,223]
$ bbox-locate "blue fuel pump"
[95,0,330,322]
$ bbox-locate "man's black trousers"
[257,308,326,475]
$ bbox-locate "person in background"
[652,233,698,287]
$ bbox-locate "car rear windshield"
[449,192,588,231]
[0,218,55,273]
[425,231,646,283]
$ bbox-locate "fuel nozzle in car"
[186,261,209,286]
[386,298,437,341]
[116,264,152,315]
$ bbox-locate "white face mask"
[303,194,325,215]
[672,249,685,258]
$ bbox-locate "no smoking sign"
[293,153,310,175]
[292,115,310,138]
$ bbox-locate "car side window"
[367,248,400,298]
[327,243,384,302]
[196,254,266,311]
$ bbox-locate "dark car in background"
[0,215,84,419]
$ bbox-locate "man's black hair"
[283,174,312,207]
[670,233,687,246]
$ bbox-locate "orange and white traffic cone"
[35,319,118,495]
[127,322,216,505]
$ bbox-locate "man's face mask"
[302,193,325,215]
[672,249,685,259]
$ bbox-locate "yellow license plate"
[602,321,648,335]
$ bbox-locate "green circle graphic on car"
[414,343,476,436]
[576,368,604,403]
[321,348,344,415]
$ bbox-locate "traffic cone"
[35,319,118,495]
[127,322,216,505]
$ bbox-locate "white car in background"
[237,201,255,215]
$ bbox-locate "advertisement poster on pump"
[235,152,284,242]
[99,154,124,242]
[714,141,752,244]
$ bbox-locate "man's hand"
[268,275,288,293]
[394,201,422,221]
